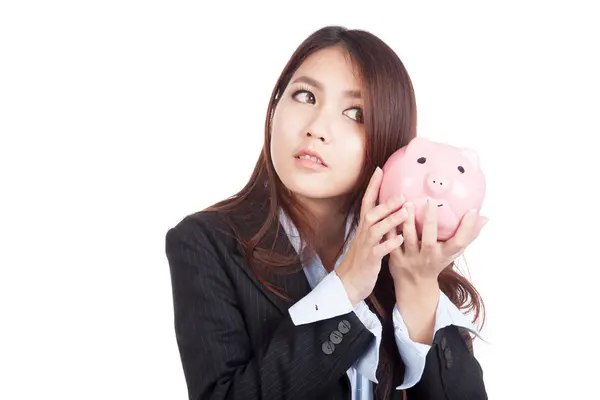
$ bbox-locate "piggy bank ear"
[405,136,430,154]
[460,148,480,168]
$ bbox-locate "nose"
[305,131,328,142]
[425,173,452,195]
[305,113,332,143]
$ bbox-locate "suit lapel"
[228,199,311,315]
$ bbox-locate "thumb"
[474,216,489,238]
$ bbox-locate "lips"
[294,149,327,167]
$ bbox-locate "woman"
[165,25,488,400]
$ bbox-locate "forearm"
[391,282,488,392]
[405,325,488,399]
[166,225,376,400]
[390,267,487,395]
[394,278,439,345]
[289,270,384,383]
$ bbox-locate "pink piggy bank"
[379,137,486,241]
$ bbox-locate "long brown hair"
[207,25,485,399]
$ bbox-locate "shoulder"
[165,196,271,259]
[164,209,246,295]
[165,209,238,258]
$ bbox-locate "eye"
[417,157,426,164]
[292,90,316,105]
[458,166,465,173]
[343,107,364,123]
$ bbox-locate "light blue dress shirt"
[279,209,484,400]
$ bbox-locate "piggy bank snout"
[425,173,452,195]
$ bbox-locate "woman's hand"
[387,199,488,343]
[336,167,409,308]
[387,199,488,283]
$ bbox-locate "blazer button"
[444,348,453,369]
[338,320,351,334]
[441,336,448,350]
[322,341,335,355]
[330,330,343,344]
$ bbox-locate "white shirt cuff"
[351,301,382,383]
[392,290,485,390]
[288,270,353,325]
[287,270,384,384]
[392,303,431,390]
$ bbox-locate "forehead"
[291,46,362,90]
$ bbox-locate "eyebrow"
[292,75,362,99]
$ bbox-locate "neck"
[295,194,346,231]
[294,194,349,269]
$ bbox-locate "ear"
[460,148,480,168]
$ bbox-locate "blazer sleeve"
[405,325,488,399]
[165,222,376,400]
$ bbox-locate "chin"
[272,160,358,203]
[281,175,352,202]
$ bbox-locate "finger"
[402,202,419,254]
[475,216,489,237]
[386,223,399,241]
[373,233,405,259]
[368,207,409,245]
[386,225,404,258]
[360,167,384,217]
[420,199,438,253]
[442,209,479,257]
[363,194,405,227]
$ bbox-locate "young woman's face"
[270,46,366,203]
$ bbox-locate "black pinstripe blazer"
[164,200,488,400]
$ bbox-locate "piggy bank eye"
[417,157,426,164]
[458,166,465,173]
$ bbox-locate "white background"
[1,1,598,399]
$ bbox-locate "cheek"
[273,100,308,132]
[270,104,308,172]
[450,179,482,213]
[335,132,366,173]
[452,180,469,199]
[270,108,291,160]
[400,171,427,198]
